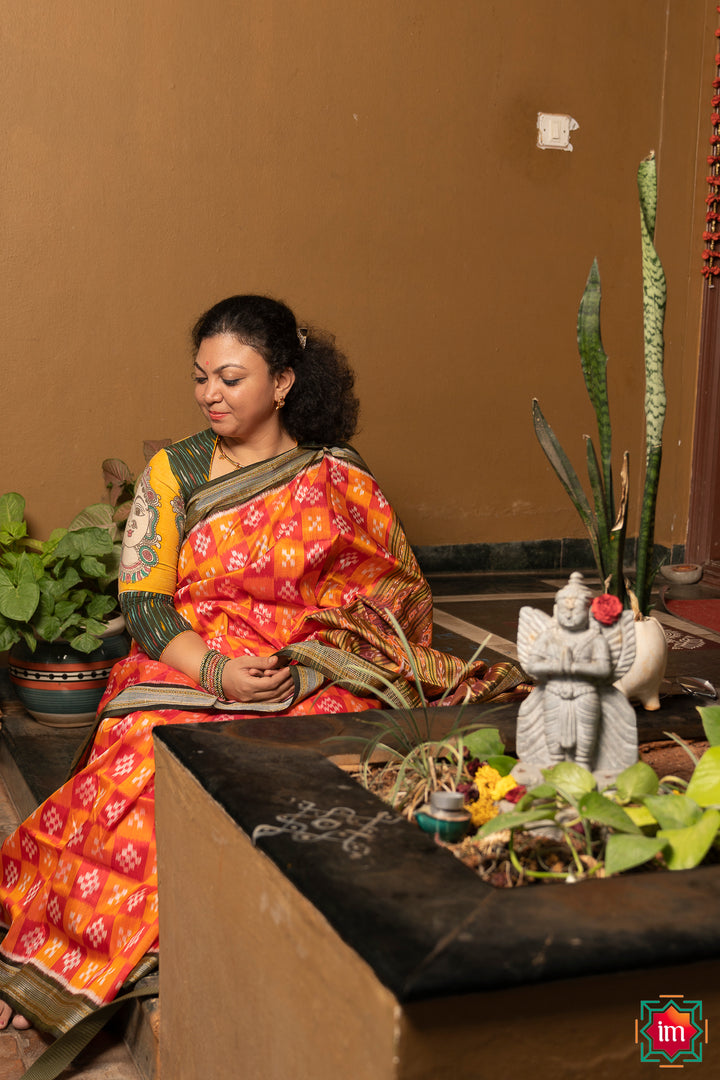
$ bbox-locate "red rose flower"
[590,593,624,626]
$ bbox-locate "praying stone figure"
[516,572,638,775]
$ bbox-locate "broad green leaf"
[615,760,659,801]
[542,762,597,802]
[685,746,720,808]
[86,593,118,619]
[464,727,505,761]
[624,804,658,829]
[525,782,557,800]
[54,527,113,559]
[604,833,667,876]
[0,558,40,621]
[67,630,103,654]
[0,493,26,528]
[54,599,80,621]
[40,569,82,601]
[485,755,516,777]
[68,503,114,531]
[80,555,109,579]
[697,705,720,748]
[31,613,62,642]
[643,793,703,830]
[0,611,22,650]
[475,807,555,838]
[658,809,720,870]
[577,791,641,834]
[0,519,28,547]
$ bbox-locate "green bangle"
[199,649,230,697]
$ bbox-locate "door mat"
[663,597,720,635]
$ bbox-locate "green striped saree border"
[0,948,157,1038]
[184,443,369,533]
[99,665,328,719]
[278,640,422,708]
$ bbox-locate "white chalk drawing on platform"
[664,627,708,651]
[252,799,401,859]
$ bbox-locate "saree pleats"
[0,446,524,1033]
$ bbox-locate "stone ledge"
[153,723,720,1002]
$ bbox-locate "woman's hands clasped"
[221,653,294,704]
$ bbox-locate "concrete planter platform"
[154,719,720,1080]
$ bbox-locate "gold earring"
[275,398,285,411]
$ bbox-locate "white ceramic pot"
[614,615,668,711]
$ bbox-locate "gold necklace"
[216,439,244,470]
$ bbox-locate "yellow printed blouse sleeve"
[118,450,192,658]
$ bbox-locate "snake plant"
[533,153,666,615]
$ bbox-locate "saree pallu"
[0,446,524,1034]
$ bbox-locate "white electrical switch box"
[537,113,579,151]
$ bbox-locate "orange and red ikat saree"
[0,443,523,1035]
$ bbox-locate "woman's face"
[193,334,294,443]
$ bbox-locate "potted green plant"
[0,492,128,725]
[532,152,668,707]
[0,442,169,725]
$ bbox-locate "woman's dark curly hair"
[191,295,359,445]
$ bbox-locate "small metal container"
[415,790,471,842]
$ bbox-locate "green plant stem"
[560,827,587,876]
[507,832,571,881]
[634,444,662,615]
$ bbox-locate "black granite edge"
[154,723,720,1006]
[414,539,685,575]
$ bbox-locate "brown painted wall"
[0,1,713,547]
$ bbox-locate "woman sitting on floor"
[0,294,524,1036]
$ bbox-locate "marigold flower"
[474,763,503,788]
[490,774,521,802]
[590,593,623,626]
[465,765,519,828]
[466,793,498,828]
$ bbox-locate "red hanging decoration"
[702,7,720,278]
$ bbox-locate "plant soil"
[349,738,716,888]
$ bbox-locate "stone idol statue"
[516,572,637,776]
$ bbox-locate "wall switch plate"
[537,113,579,151]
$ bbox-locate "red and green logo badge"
[636,996,706,1066]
